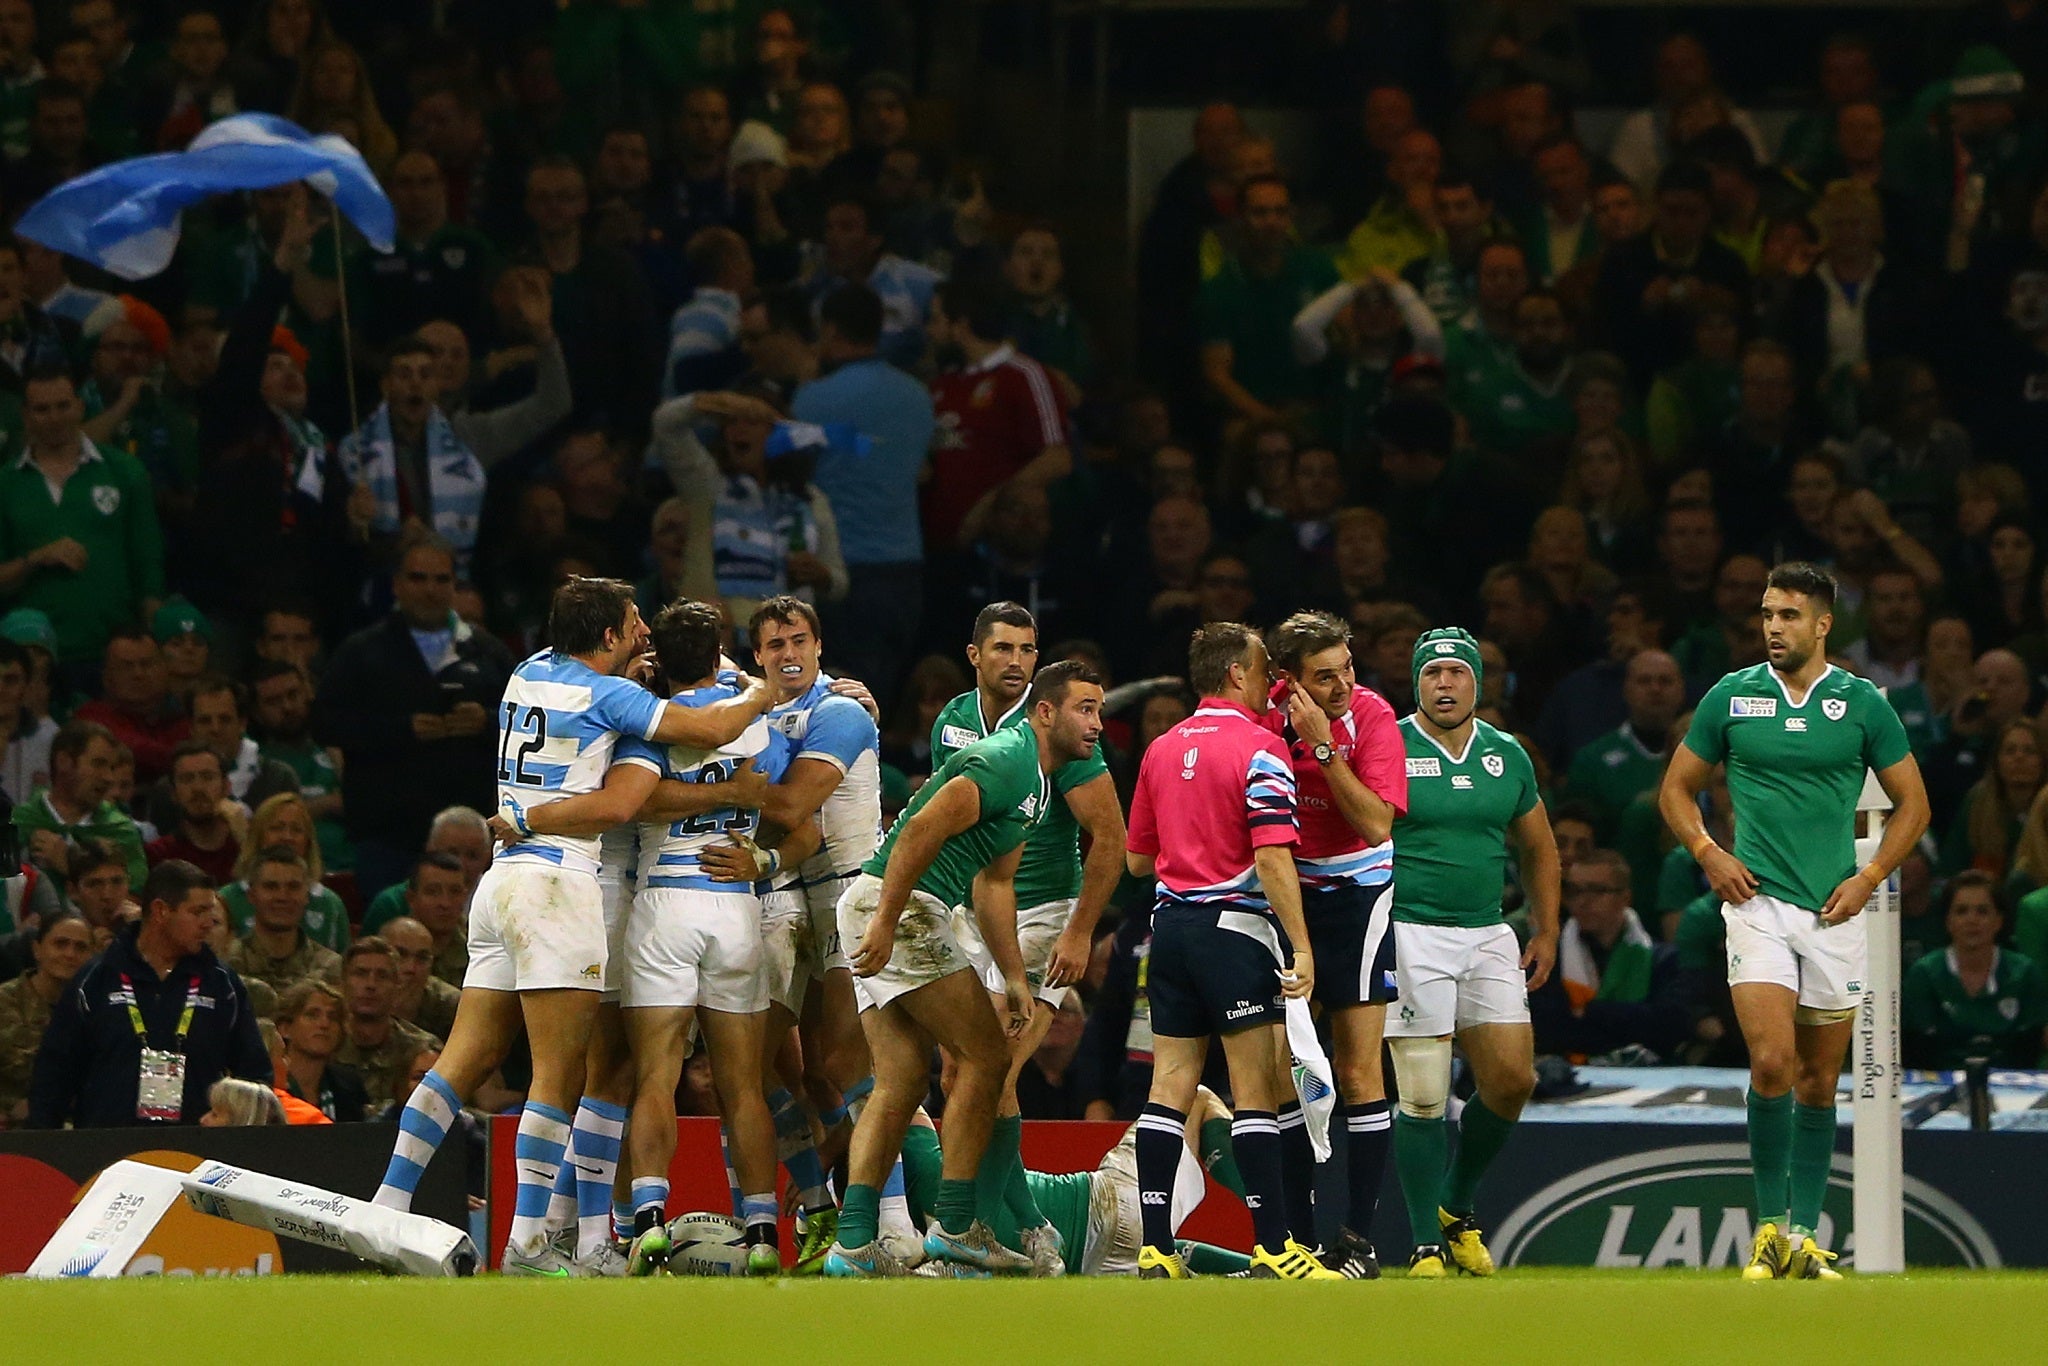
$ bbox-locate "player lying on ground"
[894,1084,1252,1277]
[1660,561,1928,1280]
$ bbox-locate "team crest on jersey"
[92,485,120,515]
[1406,756,1441,778]
[1822,698,1847,721]
[1482,754,1505,777]
[940,725,979,749]
[1730,696,1776,718]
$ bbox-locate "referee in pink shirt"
[1124,622,1336,1282]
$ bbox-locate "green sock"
[1747,1088,1793,1227]
[1178,1239,1252,1275]
[937,1178,976,1236]
[1198,1117,1245,1198]
[975,1115,1023,1225]
[839,1183,880,1249]
[1004,1142,1047,1229]
[1440,1097,1516,1217]
[1393,1112,1448,1250]
[1788,1101,1837,1239]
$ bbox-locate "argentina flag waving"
[16,113,395,281]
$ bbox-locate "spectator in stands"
[15,719,146,892]
[1336,127,1442,279]
[1778,34,1884,182]
[665,227,753,399]
[1455,285,1579,461]
[153,676,297,824]
[1291,266,1444,458]
[225,843,340,994]
[381,914,460,1043]
[521,154,657,434]
[73,629,187,784]
[1672,550,1766,686]
[793,281,933,703]
[1904,870,2048,1068]
[1594,160,1750,385]
[0,637,52,803]
[337,337,490,573]
[1136,102,1244,400]
[0,369,165,674]
[332,935,437,1113]
[0,908,92,1124]
[352,150,497,347]
[1480,560,1573,723]
[1705,341,1813,554]
[274,978,366,1121]
[314,533,511,899]
[1925,647,2034,824]
[1531,848,1693,1063]
[1104,493,1210,681]
[805,190,940,371]
[1607,32,1766,192]
[1521,135,1600,286]
[149,600,210,709]
[29,859,267,1127]
[1199,173,1342,432]
[1244,445,1346,617]
[360,846,469,987]
[219,792,349,952]
[198,1076,286,1126]
[145,743,240,883]
[1939,717,2044,878]
[1561,649,1684,840]
[924,277,1070,557]
[1447,5,1589,100]
[1843,568,1928,692]
[1406,168,1517,327]
[1846,360,1969,549]
[1004,222,1098,405]
[249,661,348,871]
[1558,429,1653,572]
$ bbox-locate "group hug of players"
[366,554,1926,1281]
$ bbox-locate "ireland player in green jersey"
[930,601,1127,1275]
[826,659,1106,1277]
[1661,562,1930,1281]
[1386,628,1559,1279]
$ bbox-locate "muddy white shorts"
[759,884,817,1015]
[836,872,974,1011]
[624,887,767,1013]
[953,897,1079,1009]
[465,861,607,993]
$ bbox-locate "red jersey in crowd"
[925,343,1066,546]
[1128,698,1297,909]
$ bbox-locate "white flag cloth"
[1286,996,1337,1162]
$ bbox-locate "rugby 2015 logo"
[1730,697,1776,718]
[1490,1143,2000,1268]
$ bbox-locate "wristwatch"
[1312,742,1337,766]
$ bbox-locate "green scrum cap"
[1412,627,1483,697]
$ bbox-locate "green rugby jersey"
[901,1122,1095,1270]
[1680,664,1910,912]
[1562,722,1663,839]
[931,689,1108,909]
[1392,716,1541,928]
[863,725,1050,909]
[1902,948,2048,1069]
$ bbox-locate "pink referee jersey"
[1128,698,1297,910]
[1263,683,1407,889]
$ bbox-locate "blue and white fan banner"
[17,113,395,281]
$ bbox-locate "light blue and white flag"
[17,113,394,281]
[766,420,871,461]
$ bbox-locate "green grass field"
[4,1270,2042,1364]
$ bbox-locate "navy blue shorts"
[1147,898,1291,1039]
[1303,879,1397,1008]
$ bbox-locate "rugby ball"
[663,1212,749,1276]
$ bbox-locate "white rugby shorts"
[952,897,1080,1008]
[758,884,817,1016]
[623,887,768,1013]
[597,864,635,1002]
[465,862,607,993]
[836,872,974,1011]
[801,869,856,977]
[1723,892,1865,1014]
[1384,921,1530,1038]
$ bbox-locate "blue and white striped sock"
[505,1102,573,1260]
[877,1153,913,1237]
[613,1195,635,1244]
[769,1088,831,1215]
[572,1098,628,1260]
[741,1191,778,1247]
[720,1127,743,1218]
[373,1069,460,1209]
[631,1177,670,1235]
[840,1074,874,1125]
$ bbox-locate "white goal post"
[1853,766,1903,1274]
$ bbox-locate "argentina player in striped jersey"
[372,581,774,1277]
[736,597,888,1267]
[602,604,810,1278]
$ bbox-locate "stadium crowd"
[0,0,2046,1147]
